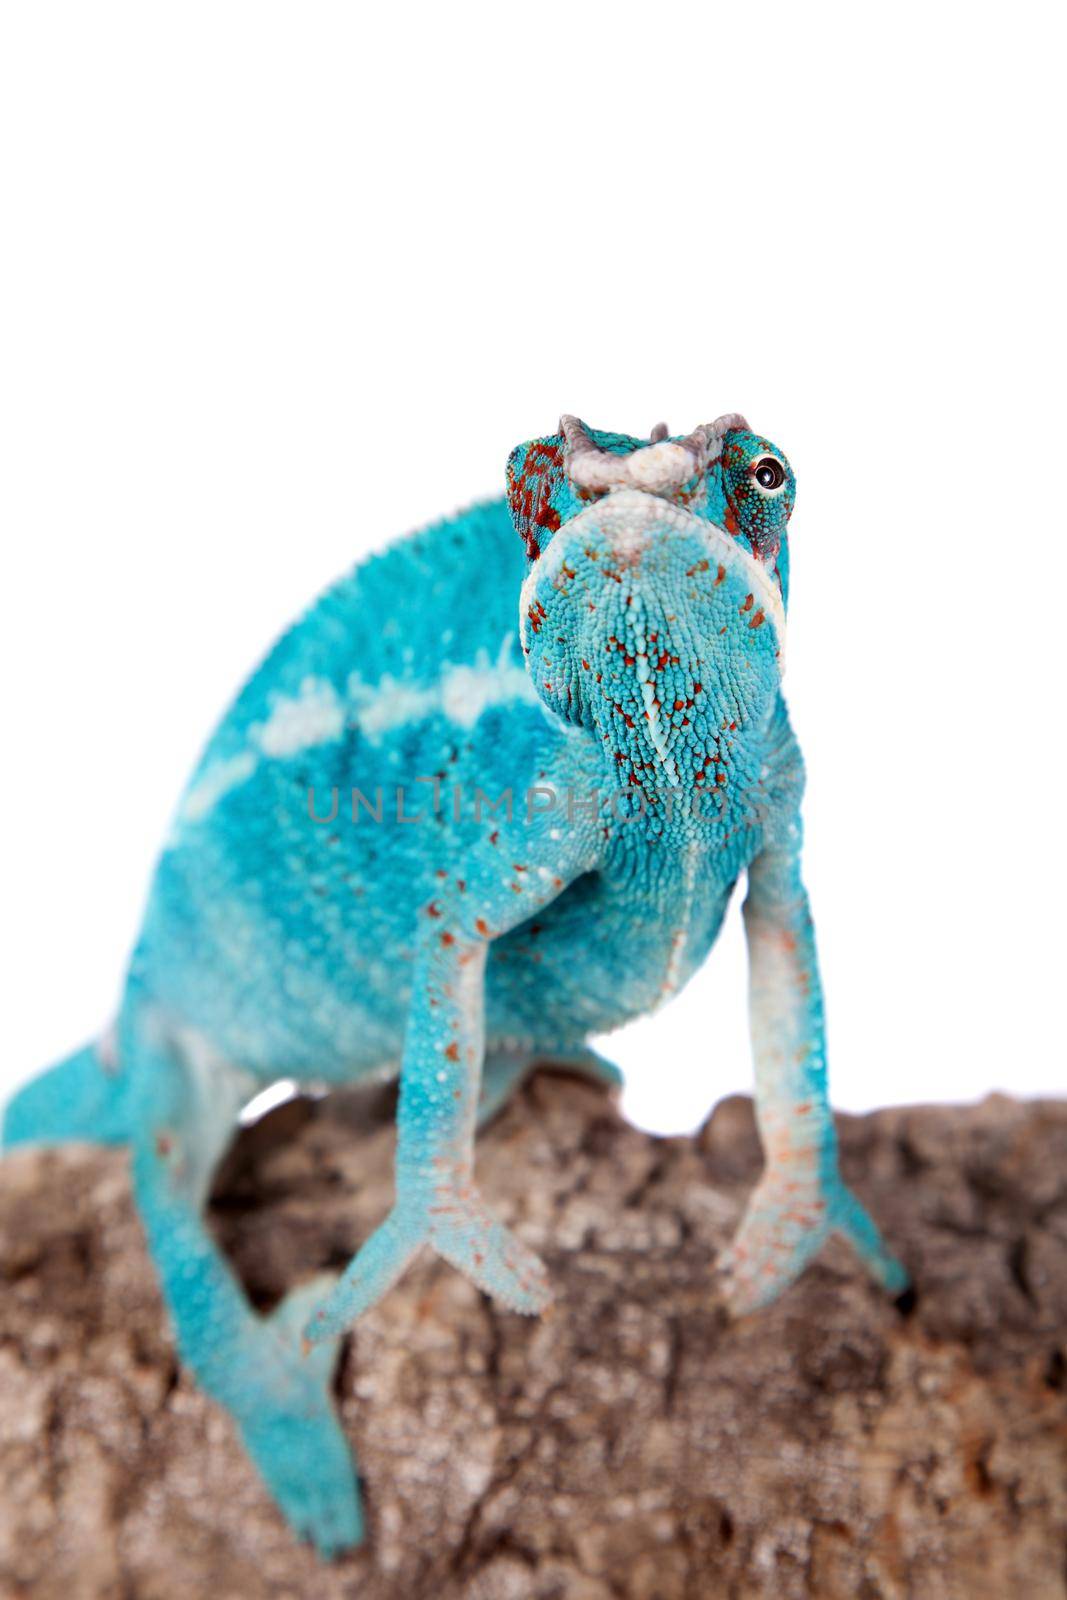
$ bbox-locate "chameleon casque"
[3,414,907,1553]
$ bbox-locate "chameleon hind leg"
[3,1036,132,1150]
[477,1043,622,1127]
[120,1002,362,1555]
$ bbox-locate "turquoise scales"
[3,414,907,1554]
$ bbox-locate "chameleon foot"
[305,1187,550,1345]
[717,1172,907,1316]
[236,1278,363,1556]
[428,1187,551,1313]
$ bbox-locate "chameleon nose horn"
[560,414,751,495]
[561,414,715,494]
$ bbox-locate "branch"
[2,1075,1065,1598]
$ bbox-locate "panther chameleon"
[3,413,907,1553]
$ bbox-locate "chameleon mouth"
[520,489,787,665]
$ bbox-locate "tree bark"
[2,1074,1066,1599]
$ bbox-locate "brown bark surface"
[2,1075,1066,1599]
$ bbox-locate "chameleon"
[3,413,907,1554]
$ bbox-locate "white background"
[1,4,1063,1135]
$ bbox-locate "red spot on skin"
[155,1132,172,1157]
[674,698,686,710]
[441,931,455,947]
[725,505,740,536]
[444,1042,460,1062]
[692,682,702,694]
[427,901,442,918]
[740,593,754,612]
[435,869,447,879]
[686,557,710,577]
[508,438,566,560]
[513,863,527,872]
[456,879,466,892]
[750,609,765,628]
[581,659,590,671]
[489,831,499,846]
[475,917,491,937]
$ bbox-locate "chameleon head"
[508,417,795,761]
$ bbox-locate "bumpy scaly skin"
[3,414,906,1554]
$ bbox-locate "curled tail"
[2,1032,132,1151]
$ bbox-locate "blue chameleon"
[3,414,907,1554]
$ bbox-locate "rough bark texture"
[1,1075,1066,1599]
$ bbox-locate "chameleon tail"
[2,1035,132,1151]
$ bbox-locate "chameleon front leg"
[719,840,908,1314]
[306,872,581,1345]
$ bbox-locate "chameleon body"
[3,414,906,1553]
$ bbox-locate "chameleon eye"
[753,456,786,493]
